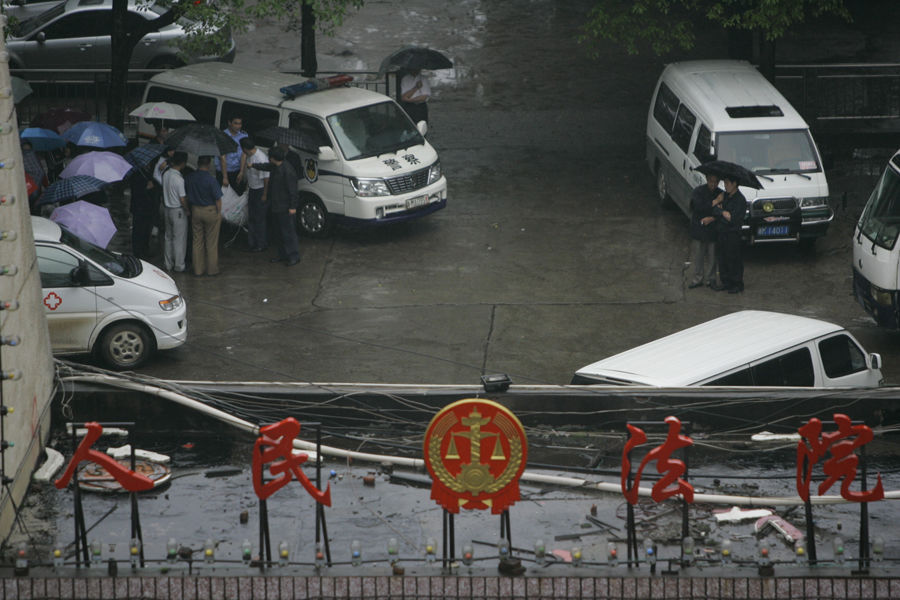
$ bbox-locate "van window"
[716,130,820,174]
[818,335,867,379]
[36,246,80,288]
[652,82,679,132]
[856,161,900,251]
[220,102,279,138]
[751,348,814,386]
[327,101,423,160]
[703,368,753,386]
[693,124,712,162]
[145,86,217,125]
[671,105,696,153]
[287,113,331,153]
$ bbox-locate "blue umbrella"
[37,175,108,206]
[20,127,66,152]
[124,143,167,170]
[61,121,128,148]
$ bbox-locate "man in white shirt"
[162,152,188,272]
[239,138,271,252]
[400,69,431,125]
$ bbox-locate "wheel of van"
[656,166,671,207]
[297,196,332,238]
[96,322,153,370]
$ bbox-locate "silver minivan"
[6,0,235,70]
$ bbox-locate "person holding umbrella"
[399,69,431,125]
[688,173,721,289]
[711,176,747,293]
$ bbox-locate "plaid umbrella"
[125,144,167,171]
[62,121,128,149]
[37,175,108,206]
[257,126,320,153]
[61,151,133,182]
[166,123,237,156]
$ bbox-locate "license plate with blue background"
[757,225,790,237]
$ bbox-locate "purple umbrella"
[61,121,128,149]
[50,200,117,248]
[60,151,133,182]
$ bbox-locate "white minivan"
[571,311,882,388]
[647,60,832,245]
[140,63,447,237]
[32,216,187,369]
[852,149,900,329]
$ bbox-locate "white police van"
[140,63,447,237]
[647,60,832,245]
[32,216,187,369]
[853,149,900,329]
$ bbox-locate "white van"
[141,63,447,237]
[853,149,900,329]
[646,60,832,245]
[32,216,187,369]
[571,311,882,388]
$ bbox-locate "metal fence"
[774,63,900,146]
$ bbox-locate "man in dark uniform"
[252,146,300,266]
[711,176,746,293]
[688,173,721,288]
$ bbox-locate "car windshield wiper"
[758,167,812,180]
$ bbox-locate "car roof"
[661,60,809,132]
[149,63,393,118]
[573,310,845,386]
[31,216,62,243]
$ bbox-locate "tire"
[297,195,332,238]
[656,164,671,207]
[96,322,153,370]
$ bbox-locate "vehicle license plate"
[406,195,428,210]
[757,225,790,237]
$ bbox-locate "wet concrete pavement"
[90,1,900,387]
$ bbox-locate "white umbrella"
[129,102,196,122]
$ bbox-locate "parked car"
[32,216,188,369]
[571,310,882,388]
[6,0,236,70]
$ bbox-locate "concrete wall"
[0,16,57,543]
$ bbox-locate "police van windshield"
[857,162,900,250]
[716,130,820,174]
[59,227,136,277]
[327,101,423,160]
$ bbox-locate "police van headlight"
[159,295,183,311]
[350,177,390,197]
[800,196,828,208]
[427,160,442,184]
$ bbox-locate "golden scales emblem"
[423,399,528,514]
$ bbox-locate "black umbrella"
[165,123,237,156]
[257,126,320,154]
[378,46,453,75]
[695,160,763,190]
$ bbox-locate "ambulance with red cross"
[32,216,187,369]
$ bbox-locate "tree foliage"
[580,0,851,57]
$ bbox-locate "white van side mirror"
[317,146,337,161]
[870,353,882,370]
[417,120,428,137]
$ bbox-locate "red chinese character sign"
[796,413,883,502]
[621,416,694,504]
[55,422,155,492]
[252,417,331,506]
[424,399,528,514]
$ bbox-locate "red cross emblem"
[44,292,62,310]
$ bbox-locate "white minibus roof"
[573,310,843,386]
[663,60,809,132]
[148,63,391,117]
